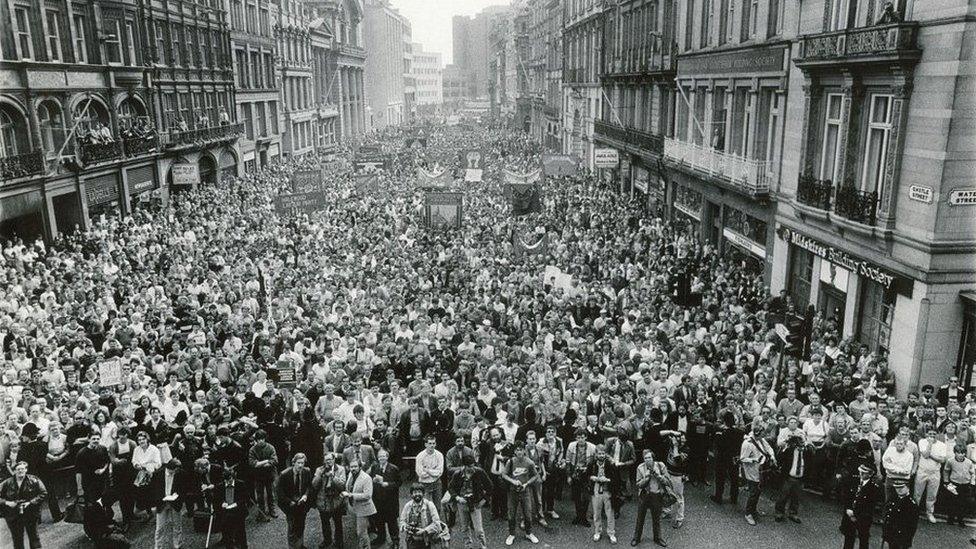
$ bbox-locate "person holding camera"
[775,416,807,523]
[740,417,777,526]
[401,483,442,549]
[444,453,491,549]
[0,461,47,549]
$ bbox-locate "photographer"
[740,418,777,526]
[444,453,491,549]
[775,416,806,523]
[400,483,442,549]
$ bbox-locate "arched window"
[37,100,65,155]
[0,108,19,157]
[118,97,146,131]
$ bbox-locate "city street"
[11,486,968,549]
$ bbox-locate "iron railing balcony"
[593,119,664,155]
[78,140,123,165]
[123,135,160,157]
[834,184,878,226]
[796,174,833,210]
[796,21,921,67]
[664,137,773,197]
[164,123,245,149]
[0,150,45,182]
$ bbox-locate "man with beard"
[400,484,442,549]
[480,426,512,520]
[342,460,377,549]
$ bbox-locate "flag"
[504,168,543,215]
[513,227,549,257]
[353,173,381,195]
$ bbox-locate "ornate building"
[0,0,169,240]
[230,0,281,171]
[306,0,366,142]
[562,0,603,168]
[277,0,316,157]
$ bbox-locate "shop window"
[788,246,814,309]
[857,279,895,354]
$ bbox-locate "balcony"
[664,137,773,197]
[123,135,160,157]
[163,123,245,149]
[796,175,833,210]
[834,184,878,226]
[796,22,920,68]
[594,119,663,155]
[78,141,123,165]
[338,44,366,60]
[0,150,45,182]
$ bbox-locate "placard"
[542,154,577,177]
[98,361,123,387]
[274,363,297,388]
[424,191,463,229]
[464,168,483,182]
[594,148,620,168]
[461,150,484,170]
[171,163,199,186]
[292,169,323,193]
[275,191,327,214]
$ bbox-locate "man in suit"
[840,462,880,549]
[277,453,313,549]
[152,457,186,549]
[343,459,377,549]
[0,461,47,549]
[370,449,401,548]
[323,420,350,461]
[342,432,376,471]
[310,453,346,549]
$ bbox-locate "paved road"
[4,483,968,549]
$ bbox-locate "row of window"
[230,0,272,36]
[818,91,894,199]
[235,49,276,89]
[161,91,233,131]
[241,101,279,141]
[682,0,785,52]
[153,21,229,69]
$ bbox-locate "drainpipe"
[909,297,931,395]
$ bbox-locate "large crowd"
[0,121,973,549]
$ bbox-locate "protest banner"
[513,227,549,257]
[464,169,483,182]
[354,173,381,195]
[542,154,578,177]
[460,149,484,170]
[98,361,123,387]
[418,167,452,187]
[291,169,322,193]
[424,191,463,229]
[405,136,428,149]
[275,191,327,215]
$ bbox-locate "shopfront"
[85,173,122,221]
[126,165,159,210]
[0,190,45,242]
[722,206,768,275]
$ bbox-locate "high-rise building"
[230,0,282,171]
[453,5,509,101]
[442,64,466,111]
[411,44,443,113]
[363,0,410,129]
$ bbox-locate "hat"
[21,423,40,439]
[857,462,875,475]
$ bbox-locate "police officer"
[839,462,879,549]
[882,479,918,549]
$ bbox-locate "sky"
[390,0,511,65]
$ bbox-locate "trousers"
[456,503,487,549]
[5,516,41,549]
[507,489,533,535]
[592,492,615,536]
[153,506,182,549]
[632,494,662,542]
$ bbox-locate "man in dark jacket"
[882,479,918,549]
[277,452,313,549]
[0,461,48,549]
[76,434,111,501]
[445,454,491,549]
[710,412,742,505]
[370,448,402,547]
[840,463,879,549]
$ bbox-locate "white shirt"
[918,438,948,473]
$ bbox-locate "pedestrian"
[153,457,185,549]
[943,443,976,526]
[369,449,401,548]
[775,417,806,523]
[631,449,668,548]
[277,452,313,549]
[501,441,541,546]
[566,428,595,526]
[343,459,377,549]
[710,412,742,505]
[0,461,47,549]
[839,462,879,549]
[414,435,445,513]
[248,428,279,521]
[310,453,346,549]
[740,418,777,526]
[881,480,918,549]
[588,444,618,543]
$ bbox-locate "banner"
[513,227,549,257]
[508,182,543,216]
[171,163,199,186]
[460,149,484,170]
[358,144,382,156]
[353,156,389,173]
[291,169,322,193]
[542,154,577,177]
[275,190,327,215]
[405,136,428,149]
[504,168,542,186]
[418,166,452,187]
[354,173,381,195]
[424,191,463,229]
[464,168,483,182]
[98,361,123,387]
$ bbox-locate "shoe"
[609,534,617,544]
[630,541,639,547]
[538,518,549,527]
[581,520,591,527]
[745,515,756,526]
[774,515,785,523]
[526,534,539,544]
[594,533,601,542]
[709,495,722,505]
[927,514,937,524]
[788,516,801,524]
[505,535,515,546]
[654,539,667,547]
[673,520,683,529]
[549,510,560,519]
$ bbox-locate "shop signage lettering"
[723,228,766,259]
[85,176,119,206]
[594,148,619,168]
[677,44,787,76]
[778,226,896,289]
[171,163,199,186]
[908,185,933,203]
[949,188,976,206]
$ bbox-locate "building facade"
[526,0,563,150]
[562,0,603,168]
[594,0,676,214]
[230,0,280,171]
[309,19,339,153]
[411,43,443,114]
[306,0,366,142]
[277,0,316,158]
[363,0,409,129]
[771,0,976,394]
[441,63,465,113]
[663,0,794,284]
[453,5,509,101]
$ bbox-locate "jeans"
[570,476,588,521]
[154,506,183,549]
[541,474,560,513]
[775,476,801,517]
[745,480,762,516]
[632,494,662,542]
[317,507,344,546]
[592,492,615,537]
[254,475,275,513]
[507,489,533,536]
[491,475,508,518]
[5,517,41,549]
[913,470,940,516]
[457,502,487,549]
[668,474,685,522]
[420,481,442,515]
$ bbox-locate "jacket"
[150,466,189,511]
[369,462,401,512]
[447,466,492,507]
[0,474,47,519]
[247,441,279,479]
[310,464,347,512]
[585,459,619,496]
[276,466,313,514]
[345,470,376,517]
[341,444,376,470]
[565,440,596,478]
[882,494,918,546]
[739,434,775,483]
[840,479,880,536]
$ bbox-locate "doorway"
[52,192,83,235]
[819,284,847,334]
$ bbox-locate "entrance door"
[52,193,83,235]
[819,284,847,333]
[198,155,216,185]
